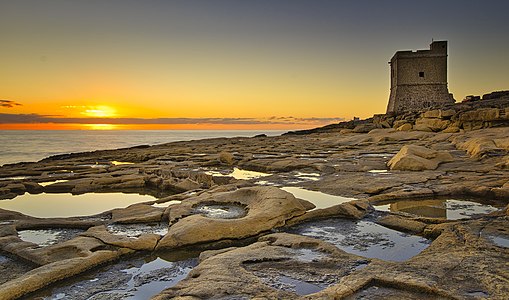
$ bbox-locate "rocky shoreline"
[1,100,509,299]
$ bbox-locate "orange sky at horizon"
[0,122,323,131]
[1,1,508,130]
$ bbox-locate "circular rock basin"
[191,203,247,219]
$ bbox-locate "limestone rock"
[459,108,500,122]
[422,109,455,119]
[393,119,410,129]
[154,233,364,299]
[156,187,307,250]
[377,215,427,234]
[414,118,450,132]
[422,109,441,119]
[173,178,202,191]
[286,200,371,226]
[387,145,453,171]
[396,123,412,131]
[111,204,163,224]
[218,151,235,165]
[0,246,132,300]
[453,137,503,158]
[81,225,160,251]
[353,124,377,133]
[442,125,460,133]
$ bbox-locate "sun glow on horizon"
[83,123,118,130]
[82,106,117,118]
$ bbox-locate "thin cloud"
[0,113,344,125]
[0,100,22,108]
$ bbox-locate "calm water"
[0,130,285,166]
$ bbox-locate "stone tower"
[386,41,454,113]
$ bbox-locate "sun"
[82,105,116,117]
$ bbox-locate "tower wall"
[387,41,454,113]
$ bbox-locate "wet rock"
[82,225,160,251]
[23,182,43,194]
[376,215,427,234]
[0,255,35,286]
[286,200,370,226]
[154,233,365,299]
[0,246,133,300]
[0,225,17,237]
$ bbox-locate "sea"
[0,130,286,166]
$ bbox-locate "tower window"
[419,71,425,78]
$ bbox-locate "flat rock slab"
[154,233,367,299]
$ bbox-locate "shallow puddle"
[253,180,277,186]
[0,176,31,181]
[375,198,502,219]
[230,168,271,180]
[33,254,197,300]
[0,192,157,218]
[483,234,509,248]
[0,255,35,285]
[152,200,182,208]
[345,285,445,300]
[294,172,321,181]
[111,161,135,166]
[367,169,389,174]
[288,218,430,261]
[192,203,247,219]
[279,276,323,295]
[359,153,394,158]
[289,248,328,263]
[39,180,69,187]
[281,187,356,210]
[78,162,110,168]
[18,228,83,247]
[252,153,279,159]
[205,168,271,180]
[107,223,168,238]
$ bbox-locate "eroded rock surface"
[0,119,508,299]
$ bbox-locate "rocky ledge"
[0,102,508,299]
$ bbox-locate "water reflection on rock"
[18,228,83,247]
[205,167,271,180]
[33,254,197,300]
[107,223,168,238]
[375,198,502,219]
[288,218,430,261]
[0,192,157,218]
[281,187,356,210]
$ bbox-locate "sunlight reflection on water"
[0,192,156,218]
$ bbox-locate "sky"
[1,0,508,130]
